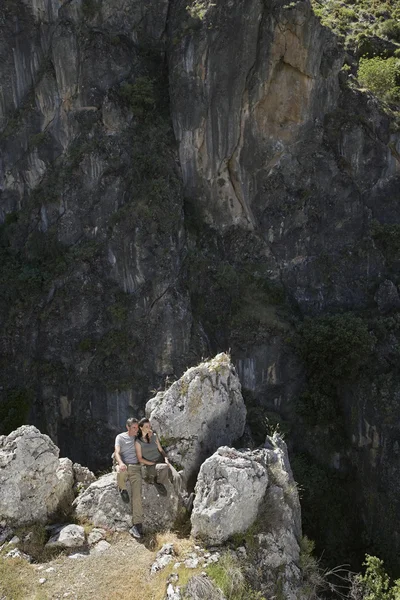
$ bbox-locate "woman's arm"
[135,440,156,466]
[155,435,170,465]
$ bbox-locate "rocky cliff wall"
[1,0,400,570]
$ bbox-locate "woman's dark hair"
[137,417,150,440]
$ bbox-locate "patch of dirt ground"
[1,532,199,600]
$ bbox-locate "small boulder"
[73,463,96,494]
[5,548,32,562]
[46,524,85,549]
[92,540,110,553]
[151,543,175,574]
[181,574,227,600]
[146,353,246,487]
[87,528,107,546]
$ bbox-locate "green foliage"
[0,388,33,435]
[354,555,400,599]
[243,390,290,445]
[358,56,400,103]
[380,20,400,43]
[297,313,372,382]
[207,551,265,600]
[16,524,63,563]
[187,248,288,347]
[298,536,324,599]
[0,219,69,312]
[186,0,215,20]
[69,240,100,262]
[371,221,400,260]
[311,0,400,54]
[295,312,371,428]
[119,77,156,118]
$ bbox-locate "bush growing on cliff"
[350,555,400,599]
[295,313,372,428]
[119,77,155,118]
[358,56,400,104]
[207,551,265,600]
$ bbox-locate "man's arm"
[114,444,127,471]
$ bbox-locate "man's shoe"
[119,489,129,504]
[154,482,167,496]
[136,523,143,536]
[129,524,141,539]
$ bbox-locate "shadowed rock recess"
[1,0,400,570]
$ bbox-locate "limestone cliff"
[1,0,400,571]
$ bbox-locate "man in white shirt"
[114,418,143,539]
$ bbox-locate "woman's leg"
[155,463,169,486]
[143,464,156,484]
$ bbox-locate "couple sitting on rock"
[114,417,190,539]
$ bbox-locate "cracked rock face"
[0,425,74,525]
[146,353,246,488]
[191,446,270,544]
[191,435,303,599]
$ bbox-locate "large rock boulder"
[146,353,246,487]
[73,472,179,532]
[191,434,303,600]
[0,426,74,525]
[191,446,269,544]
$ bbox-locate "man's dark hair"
[126,417,138,427]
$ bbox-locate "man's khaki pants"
[117,464,143,525]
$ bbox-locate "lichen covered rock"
[191,446,269,544]
[191,434,303,599]
[146,353,246,486]
[0,426,74,525]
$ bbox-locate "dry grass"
[0,531,202,600]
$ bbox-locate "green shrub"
[295,312,371,431]
[207,552,265,600]
[353,555,400,599]
[119,77,155,117]
[186,0,215,20]
[297,312,371,384]
[380,19,400,43]
[371,221,400,258]
[358,56,400,103]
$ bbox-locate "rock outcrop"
[0,426,74,525]
[73,472,180,533]
[191,434,303,600]
[146,353,246,487]
[191,446,269,544]
[0,426,94,526]
[1,0,400,570]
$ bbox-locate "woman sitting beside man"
[135,417,194,510]
[135,418,170,495]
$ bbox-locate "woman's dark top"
[137,433,162,463]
